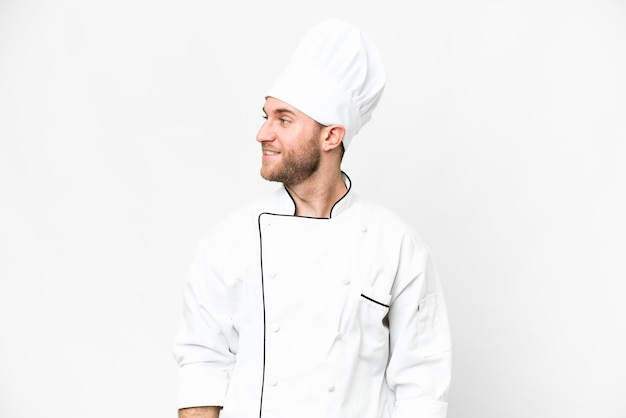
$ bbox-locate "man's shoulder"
[350,194,429,249]
[351,193,411,227]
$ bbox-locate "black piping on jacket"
[256,172,352,417]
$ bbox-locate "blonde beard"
[260,133,321,186]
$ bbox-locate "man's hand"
[178,406,221,418]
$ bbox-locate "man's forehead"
[263,97,298,115]
[263,107,296,116]
[262,96,323,126]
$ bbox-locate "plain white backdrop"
[1,1,625,417]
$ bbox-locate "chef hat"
[267,19,386,149]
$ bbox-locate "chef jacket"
[174,174,451,418]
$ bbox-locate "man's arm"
[174,235,237,411]
[386,240,452,418]
[178,406,221,418]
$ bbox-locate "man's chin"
[260,169,280,183]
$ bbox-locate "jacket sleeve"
[173,234,239,409]
[386,237,452,418]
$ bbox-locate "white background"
[1,1,625,417]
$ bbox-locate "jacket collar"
[271,172,353,219]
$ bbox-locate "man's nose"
[256,120,276,143]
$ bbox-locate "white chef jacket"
[174,174,451,418]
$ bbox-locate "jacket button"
[342,279,351,285]
[269,378,278,386]
[328,385,335,393]
[270,323,280,332]
[269,272,278,280]
[360,224,368,233]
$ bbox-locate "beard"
[260,133,321,186]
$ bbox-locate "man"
[174,19,451,418]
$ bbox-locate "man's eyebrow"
[262,107,297,116]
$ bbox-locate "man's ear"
[321,125,346,152]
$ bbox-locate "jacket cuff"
[394,399,448,418]
[177,364,229,409]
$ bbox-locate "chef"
[174,19,452,418]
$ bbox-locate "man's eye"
[262,115,268,120]
[280,119,290,125]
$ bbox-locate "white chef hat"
[267,19,386,149]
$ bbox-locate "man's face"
[256,97,323,186]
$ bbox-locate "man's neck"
[284,170,347,218]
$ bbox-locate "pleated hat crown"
[267,19,387,149]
